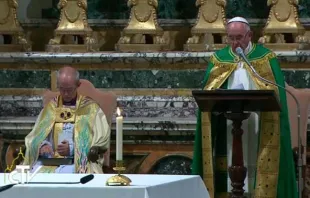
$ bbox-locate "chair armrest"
[13,145,26,165]
[87,146,107,163]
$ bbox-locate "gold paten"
[115,0,168,52]
[46,0,99,52]
[0,0,31,52]
[184,0,227,51]
[258,0,310,50]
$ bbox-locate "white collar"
[244,42,252,55]
[231,42,253,58]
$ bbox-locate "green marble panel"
[0,71,50,88]
[42,0,60,19]
[40,0,310,20]
[283,70,310,88]
[226,0,256,18]
[79,70,205,88]
[42,0,197,19]
[79,70,310,89]
[42,0,130,19]
[158,0,197,19]
[88,0,129,19]
[299,0,310,18]
[0,70,308,89]
[248,0,269,18]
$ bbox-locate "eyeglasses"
[227,31,249,42]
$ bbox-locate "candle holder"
[106,160,131,186]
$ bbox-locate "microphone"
[0,184,15,192]
[0,174,94,192]
[236,46,303,198]
[25,173,94,184]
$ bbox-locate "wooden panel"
[1,142,194,175]
[111,144,193,174]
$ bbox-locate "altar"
[0,173,209,198]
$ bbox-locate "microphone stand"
[237,48,303,198]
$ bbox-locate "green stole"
[192,44,298,198]
[23,95,99,173]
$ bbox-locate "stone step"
[0,96,309,145]
[0,116,196,144]
[1,115,310,145]
[0,95,197,117]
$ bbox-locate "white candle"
[116,107,123,161]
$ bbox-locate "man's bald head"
[57,66,80,102]
[57,66,79,85]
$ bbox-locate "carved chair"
[286,83,310,197]
[14,79,117,172]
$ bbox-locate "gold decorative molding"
[0,87,309,97]
[184,0,227,51]
[115,0,168,52]
[259,0,310,50]
[0,88,195,97]
[6,17,310,52]
[0,63,206,70]
[0,88,46,95]
[46,0,100,52]
[0,60,306,71]
[0,0,31,52]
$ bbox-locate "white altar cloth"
[0,173,209,198]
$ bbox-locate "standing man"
[192,17,298,198]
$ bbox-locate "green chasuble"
[192,44,298,198]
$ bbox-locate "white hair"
[244,23,250,32]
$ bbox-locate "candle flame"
[116,107,121,116]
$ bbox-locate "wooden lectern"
[192,89,281,198]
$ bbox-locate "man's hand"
[57,140,70,156]
[39,144,54,157]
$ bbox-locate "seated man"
[22,66,110,173]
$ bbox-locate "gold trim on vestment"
[201,112,214,195]
[29,110,56,168]
[73,99,98,173]
[246,53,280,198]
[216,192,229,198]
[201,56,237,198]
[55,108,76,123]
[201,53,280,198]
[204,56,237,90]
[215,156,228,171]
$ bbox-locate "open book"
[58,123,74,145]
